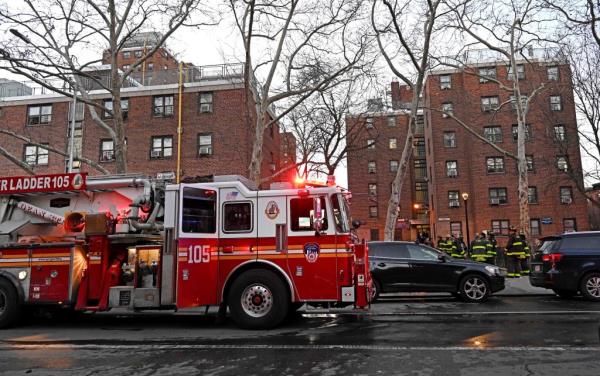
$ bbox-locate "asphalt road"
[1,295,599,376]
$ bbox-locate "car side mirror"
[352,219,361,229]
[438,254,447,262]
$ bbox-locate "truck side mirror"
[352,219,361,229]
[313,197,323,233]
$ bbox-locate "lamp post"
[462,192,470,249]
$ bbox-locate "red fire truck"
[0,173,371,329]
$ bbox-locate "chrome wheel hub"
[586,277,600,298]
[464,277,487,300]
[241,284,273,318]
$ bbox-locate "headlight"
[484,265,499,275]
[18,270,28,280]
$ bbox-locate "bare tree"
[0,0,215,174]
[372,0,446,240]
[445,0,557,238]
[229,0,371,183]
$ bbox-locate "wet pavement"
[0,295,599,375]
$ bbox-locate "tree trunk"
[249,105,266,183]
[384,114,415,240]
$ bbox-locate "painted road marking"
[1,343,599,352]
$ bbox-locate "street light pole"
[462,192,470,250]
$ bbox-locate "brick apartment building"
[0,34,290,184]
[347,49,589,243]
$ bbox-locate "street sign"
[541,217,553,225]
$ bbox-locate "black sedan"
[368,241,506,302]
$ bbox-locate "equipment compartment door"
[176,186,219,308]
[29,246,72,303]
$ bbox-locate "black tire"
[458,274,490,303]
[0,278,19,329]
[228,270,289,329]
[579,272,600,302]
[372,278,381,302]
[552,289,577,299]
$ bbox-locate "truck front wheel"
[228,270,289,329]
[0,279,19,329]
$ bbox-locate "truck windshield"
[331,193,350,233]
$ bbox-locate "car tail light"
[542,253,563,263]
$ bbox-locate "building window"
[528,186,538,204]
[486,157,505,173]
[370,229,380,241]
[367,138,375,150]
[531,219,541,236]
[153,95,174,117]
[414,139,426,157]
[24,144,48,166]
[563,218,577,232]
[479,66,497,82]
[554,124,566,142]
[526,155,534,172]
[100,139,115,162]
[508,64,525,80]
[560,187,573,204]
[368,183,377,197]
[199,92,213,113]
[511,124,532,141]
[389,138,397,149]
[365,117,374,129]
[481,96,500,112]
[27,104,52,125]
[369,206,378,218]
[415,115,425,134]
[389,160,398,172]
[147,63,154,71]
[450,221,462,238]
[492,220,510,235]
[550,95,562,111]
[557,156,569,172]
[103,99,129,119]
[440,74,451,89]
[441,102,453,117]
[123,51,131,59]
[150,136,173,159]
[443,132,456,148]
[446,160,458,177]
[414,159,427,179]
[448,191,460,208]
[387,116,396,127]
[489,187,508,205]
[483,126,503,143]
[510,94,528,110]
[134,50,142,58]
[415,182,428,203]
[368,161,377,174]
[122,64,130,71]
[198,134,213,156]
[547,66,559,81]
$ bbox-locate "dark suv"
[368,241,505,303]
[530,231,600,301]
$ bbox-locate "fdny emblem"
[303,242,320,263]
[265,201,280,220]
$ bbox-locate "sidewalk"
[497,276,554,296]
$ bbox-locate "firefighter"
[436,236,445,251]
[439,234,453,255]
[470,233,488,262]
[450,234,465,259]
[505,228,525,277]
[486,232,498,265]
[519,233,531,275]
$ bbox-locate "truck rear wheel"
[0,279,19,329]
[228,270,289,329]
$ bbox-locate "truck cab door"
[286,195,338,300]
[176,186,219,308]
